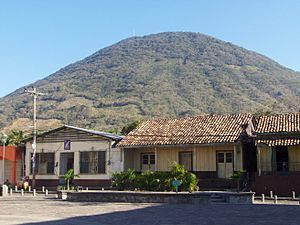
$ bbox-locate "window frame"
[79,151,106,175]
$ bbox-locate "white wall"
[25,140,123,180]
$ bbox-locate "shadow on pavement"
[22,202,300,225]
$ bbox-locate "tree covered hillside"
[0,32,299,132]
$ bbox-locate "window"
[31,153,55,175]
[217,152,225,163]
[226,152,233,163]
[80,151,106,174]
[179,151,193,171]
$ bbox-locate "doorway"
[140,153,155,171]
[217,151,233,178]
[59,152,74,184]
[276,146,288,171]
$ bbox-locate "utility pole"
[1,133,8,186]
[25,87,45,188]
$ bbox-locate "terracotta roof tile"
[256,113,300,133]
[118,114,253,147]
[256,113,300,146]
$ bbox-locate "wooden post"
[261,194,265,202]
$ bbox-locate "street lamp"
[1,133,8,185]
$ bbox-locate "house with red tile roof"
[253,113,300,195]
[118,114,256,189]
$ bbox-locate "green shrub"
[112,163,199,192]
[168,162,199,192]
[112,169,136,190]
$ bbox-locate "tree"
[120,119,142,135]
[7,130,25,146]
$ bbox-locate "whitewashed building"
[24,125,123,188]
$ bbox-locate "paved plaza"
[0,195,300,225]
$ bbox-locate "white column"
[73,151,80,176]
[193,146,197,171]
[155,148,158,171]
[234,144,237,171]
[257,147,261,176]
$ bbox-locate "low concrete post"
[270,191,273,198]
[45,189,48,196]
[292,191,296,199]
[274,195,278,204]
[21,189,24,196]
[86,187,88,191]
[2,185,8,196]
[10,188,13,196]
[42,186,45,193]
[15,185,18,192]
[28,186,31,192]
[261,194,265,203]
[102,188,104,191]
[33,189,36,196]
[299,196,300,205]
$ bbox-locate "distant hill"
[0,32,299,133]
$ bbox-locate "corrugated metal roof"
[23,125,123,142]
[118,114,253,147]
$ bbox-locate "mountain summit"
[0,32,299,132]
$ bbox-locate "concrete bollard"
[2,185,8,196]
[270,191,273,198]
[45,189,48,196]
[10,188,13,196]
[21,189,24,196]
[33,189,36,196]
[292,191,296,199]
[86,187,88,191]
[28,186,31,192]
[299,196,300,205]
[102,188,104,191]
[274,195,278,204]
[42,186,45,193]
[261,194,265,203]
[15,185,18,192]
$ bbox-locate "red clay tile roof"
[118,114,253,147]
[256,113,300,134]
[257,138,300,146]
[256,113,300,146]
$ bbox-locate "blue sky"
[1,0,300,97]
